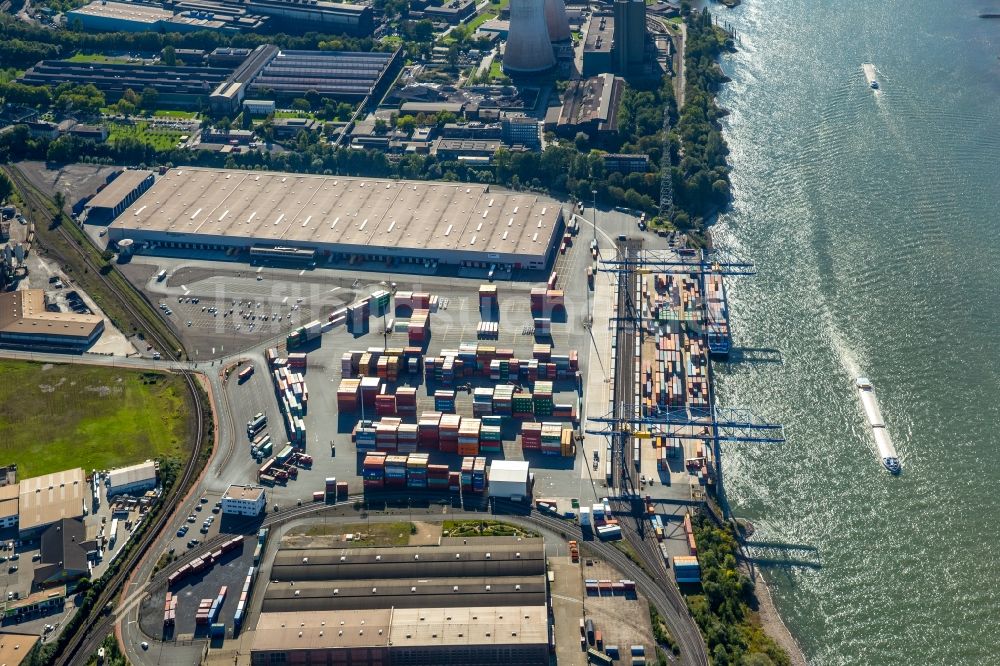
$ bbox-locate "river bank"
[752,572,808,666]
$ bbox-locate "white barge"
[856,377,901,474]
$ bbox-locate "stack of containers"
[479,416,502,454]
[473,388,494,416]
[534,318,551,338]
[448,470,461,492]
[476,322,499,339]
[346,298,371,335]
[375,392,397,417]
[541,422,564,455]
[673,556,701,583]
[513,391,535,417]
[479,284,497,317]
[196,599,212,625]
[546,289,565,309]
[460,457,475,491]
[530,287,547,313]
[492,385,514,415]
[375,418,400,452]
[533,344,552,361]
[234,567,255,633]
[439,414,461,453]
[337,379,360,412]
[434,390,456,413]
[363,453,386,489]
[561,426,574,456]
[408,308,430,344]
[553,402,576,420]
[325,477,337,502]
[406,453,429,488]
[428,464,450,489]
[418,412,442,448]
[472,457,487,492]
[520,422,542,451]
[384,455,408,487]
[397,423,418,453]
[371,289,391,317]
[534,381,554,418]
[360,376,382,407]
[396,387,418,416]
[340,351,357,377]
[489,358,510,382]
[458,418,481,456]
[352,421,376,451]
[287,353,307,370]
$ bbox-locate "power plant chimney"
[543,0,571,42]
[503,0,556,74]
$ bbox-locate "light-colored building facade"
[221,484,265,516]
[106,461,157,497]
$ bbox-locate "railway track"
[3,166,211,666]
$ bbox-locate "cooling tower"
[503,0,556,74]
[543,0,571,42]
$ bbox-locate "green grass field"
[152,110,199,119]
[289,522,413,547]
[67,54,141,64]
[0,361,195,478]
[442,520,537,538]
[108,122,184,151]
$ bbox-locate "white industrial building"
[103,168,565,271]
[487,460,532,500]
[106,460,158,497]
[221,484,266,516]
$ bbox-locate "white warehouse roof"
[107,461,157,490]
[488,460,529,484]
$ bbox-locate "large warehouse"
[0,290,104,351]
[250,606,549,666]
[250,538,550,665]
[105,168,565,270]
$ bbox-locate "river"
[706,0,1000,663]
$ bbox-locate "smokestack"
[543,0,571,42]
[503,0,556,74]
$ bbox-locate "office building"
[221,484,266,516]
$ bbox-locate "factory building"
[104,168,565,271]
[418,0,477,24]
[270,541,545,581]
[244,0,374,35]
[582,13,614,76]
[0,485,18,530]
[34,518,95,587]
[221,484,266,516]
[106,461,158,497]
[553,73,623,139]
[85,170,155,224]
[19,61,232,109]
[250,606,550,666]
[66,0,254,33]
[17,469,86,539]
[0,290,104,352]
[209,46,400,115]
[251,538,548,664]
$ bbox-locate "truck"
[587,267,594,288]
[238,365,254,382]
[247,412,266,435]
[156,270,167,281]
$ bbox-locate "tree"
[140,87,159,112]
[373,118,388,134]
[0,172,12,204]
[291,98,311,112]
[161,45,176,66]
[53,191,66,213]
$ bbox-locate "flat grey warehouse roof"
[108,167,563,260]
